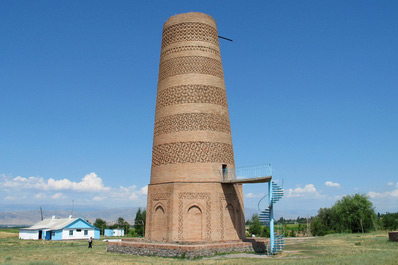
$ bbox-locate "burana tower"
[145,12,245,242]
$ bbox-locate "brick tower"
[145,12,245,242]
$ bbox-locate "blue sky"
[1,0,397,218]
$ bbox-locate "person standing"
[88,237,93,248]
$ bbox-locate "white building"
[104,228,124,237]
[19,216,100,240]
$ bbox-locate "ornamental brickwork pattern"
[161,45,220,58]
[156,84,227,110]
[154,113,231,136]
[152,141,234,166]
[158,56,224,81]
[161,22,219,48]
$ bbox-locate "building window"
[52,232,55,236]
[69,230,73,236]
[76,229,81,232]
[84,230,88,235]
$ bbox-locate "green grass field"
[1,230,397,264]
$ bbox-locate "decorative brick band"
[162,22,219,48]
[161,45,220,58]
[152,141,234,166]
[154,113,231,136]
[156,84,227,110]
[158,56,223,81]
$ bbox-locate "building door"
[222,164,227,180]
[38,230,42,240]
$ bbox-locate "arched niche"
[224,203,237,239]
[186,205,203,241]
[152,204,167,241]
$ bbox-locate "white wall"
[113,229,124,236]
[62,228,95,240]
[19,230,39,240]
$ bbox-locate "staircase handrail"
[257,193,269,212]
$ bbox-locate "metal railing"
[219,163,272,181]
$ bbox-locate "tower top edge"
[164,12,216,28]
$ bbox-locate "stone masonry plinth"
[106,238,268,259]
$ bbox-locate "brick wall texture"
[146,12,245,242]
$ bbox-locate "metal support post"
[269,181,274,255]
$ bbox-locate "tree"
[112,217,130,235]
[93,218,107,235]
[248,214,262,236]
[311,194,376,236]
[334,194,376,233]
[381,212,398,230]
[134,208,146,237]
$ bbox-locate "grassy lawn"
[0,230,397,264]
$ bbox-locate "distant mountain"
[0,204,316,226]
[244,207,316,220]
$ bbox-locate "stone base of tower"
[145,182,245,242]
[106,238,268,258]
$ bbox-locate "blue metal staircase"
[259,179,285,255]
[217,163,285,255]
[273,233,285,253]
[259,207,271,227]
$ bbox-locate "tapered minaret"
[145,12,245,242]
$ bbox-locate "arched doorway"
[186,205,202,241]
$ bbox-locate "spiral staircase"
[259,180,285,255]
[219,163,285,255]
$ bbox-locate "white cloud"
[51,193,65,199]
[325,181,341,188]
[1,172,110,192]
[368,181,398,198]
[90,185,148,202]
[46,172,110,192]
[126,185,148,200]
[1,173,149,206]
[245,193,264,199]
[368,189,398,198]
[93,196,105,201]
[129,192,139,200]
[35,193,46,199]
[286,184,319,198]
[140,185,148,195]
